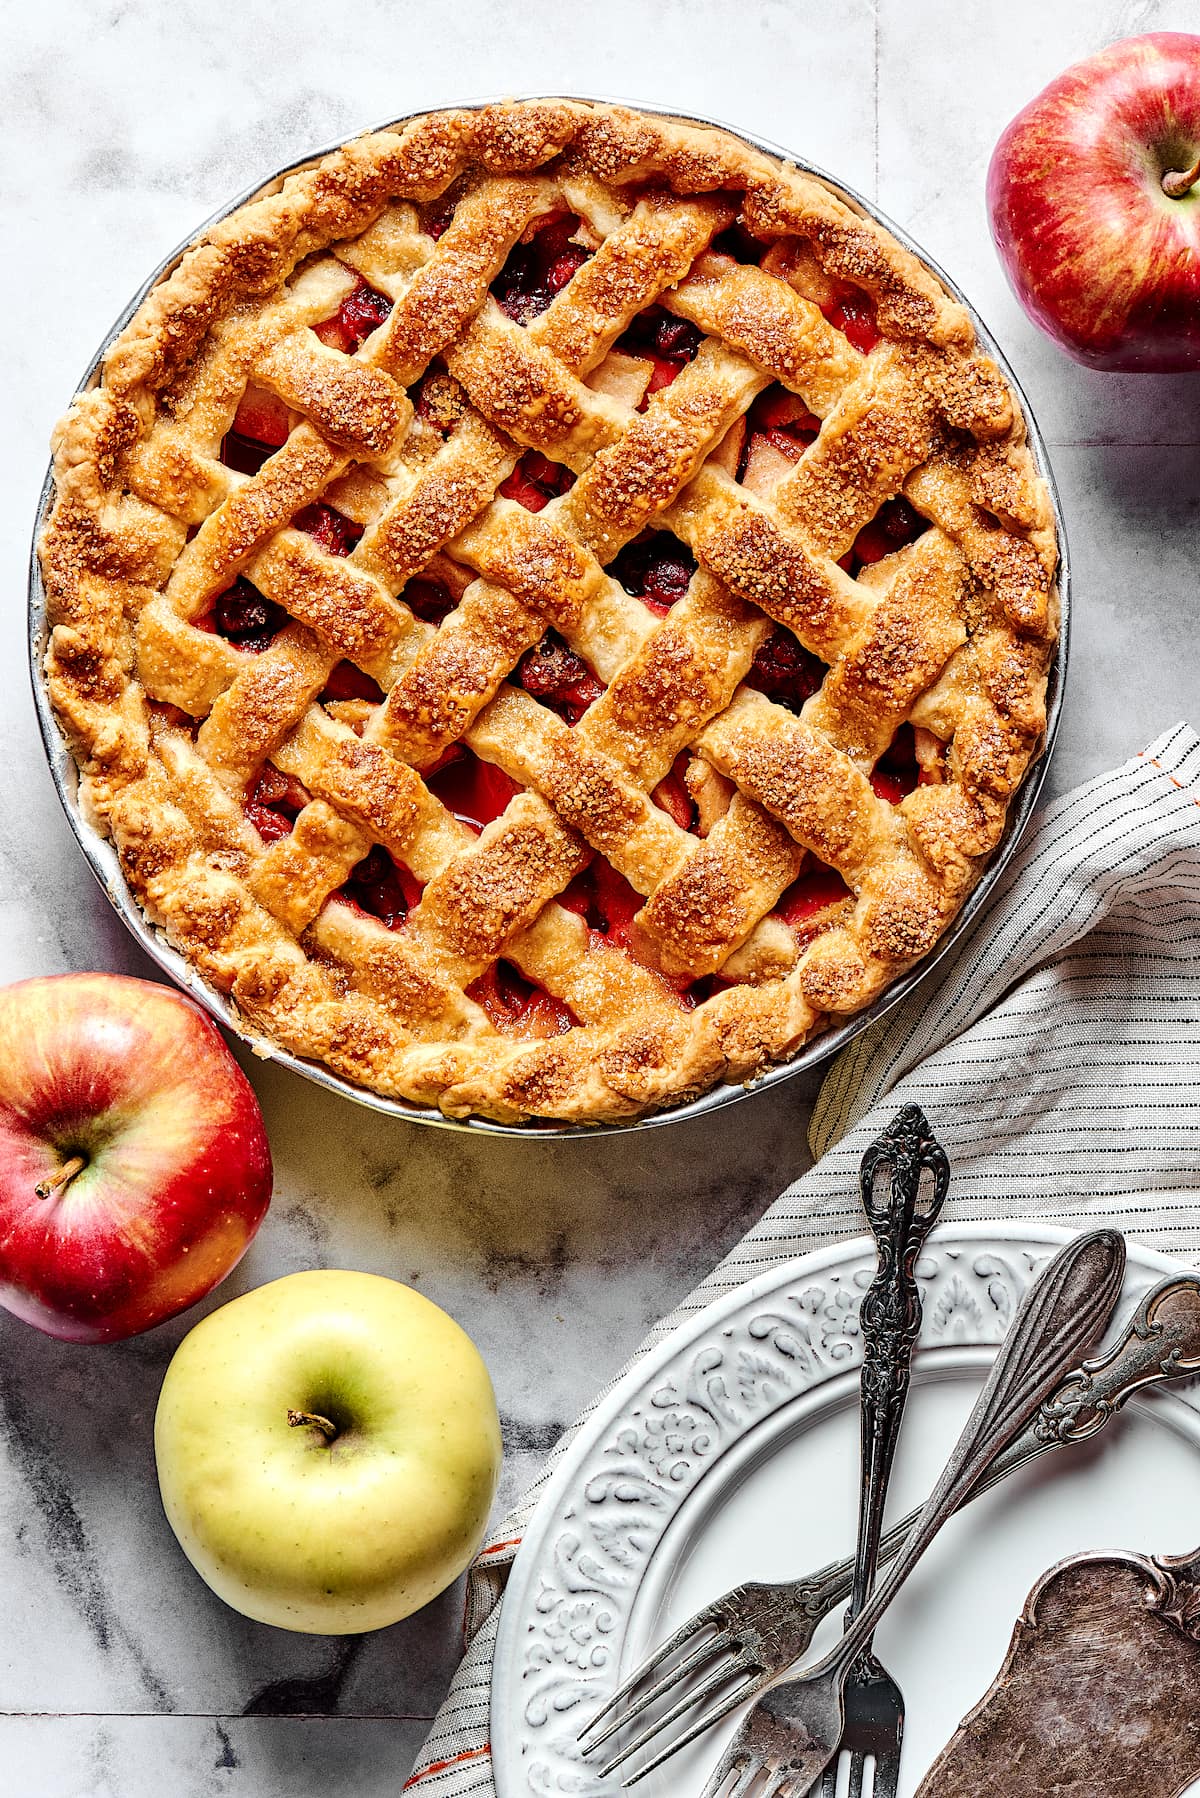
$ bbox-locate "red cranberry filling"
[337,845,423,929]
[560,859,643,954]
[313,275,394,354]
[775,862,852,930]
[562,857,707,1004]
[221,387,291,473]
[870,723,920,804]
[515,631,603,725]
[610,532,696,615]
[710,220,767,264]
[616,305,703,399]
[467,960,577,1037]
[426,746,521,833]
[498,451,576,513]
[403,573,458,627]
[492,215,593,325]
[847,497,927,574]
[740,388,822,473]
[651,756,696,831]
[245,765,310,842]
[210,578,287,652]
[560,857,703,999]
[745,627,826,713]
[822,287,880,354]
[320,662,385,704]
[221,432,276,476]
[683,971,738,1007]
[422,192,459,241]
[294,502,362,557]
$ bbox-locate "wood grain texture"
[917,1547,1200,1798]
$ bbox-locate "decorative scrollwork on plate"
[493,1229,1175,1798]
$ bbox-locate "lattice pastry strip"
[132,185,744,789]
[799,533,970,765]
[374,176,563,384]
[366,350,768,763]
[667,466,875,663]
[460,570,819,981]
[257,704,692,1057]
[185,531,799,1014]
[40,100,1060,1123]
[158,710,689,1070]
[438,521,944,1000]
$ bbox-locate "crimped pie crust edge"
[38,98,1059,1124]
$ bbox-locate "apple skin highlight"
[154,1270,503,1634]
[987,32,1200,371]
[0,973,272,1342]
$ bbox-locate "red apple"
[0,974,272,1343]
[987,33,1200,370]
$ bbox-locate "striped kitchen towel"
[408,721,1200,1796]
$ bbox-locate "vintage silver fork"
[819,1105,948,1798]
[582,1265,1200,1784]
[580,1228,1128,1785]
[687,1229,1127,1798]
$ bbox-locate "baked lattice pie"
[40,100,1059,1125]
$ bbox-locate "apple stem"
[1163,154,1200,199]
[35,1154,87,1201]
[287,1408,339,1443]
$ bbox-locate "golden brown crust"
[39,99,1058,1124]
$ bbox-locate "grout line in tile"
[871,0,880,202]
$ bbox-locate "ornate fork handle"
[579,1256,1193,1776]
[1030,1273,1200,1446]
[773,1268,1200,1634]
[848,1105,949,1646]
[800,1228,1128,1684]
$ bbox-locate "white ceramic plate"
[491,1224,1200,1798]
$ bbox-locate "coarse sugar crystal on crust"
[39,99,1059,1124]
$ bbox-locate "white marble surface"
[1,2,1198,1792]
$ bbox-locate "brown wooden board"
[917,1547,1200,1797]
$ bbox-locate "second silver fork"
[581,1249,1200,1778]
[821,1103,949,1798]
[686,1229,1127,1798]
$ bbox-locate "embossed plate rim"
[490,1223,1192,1795]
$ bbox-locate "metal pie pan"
[28,94,1070,1138]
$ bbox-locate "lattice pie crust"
[39,101,1059,1124]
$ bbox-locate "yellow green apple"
[154,1269,502,1633]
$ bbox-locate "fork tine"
[577,1613,726,1741]
[598,1653,758,1779]
[617,1669,763,1786]
[698,1750,767,1798]
[578,1630,735,1754]
[820,1764,839,1798]
[868,1749,901,1798]
[847,1753,868,1798]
